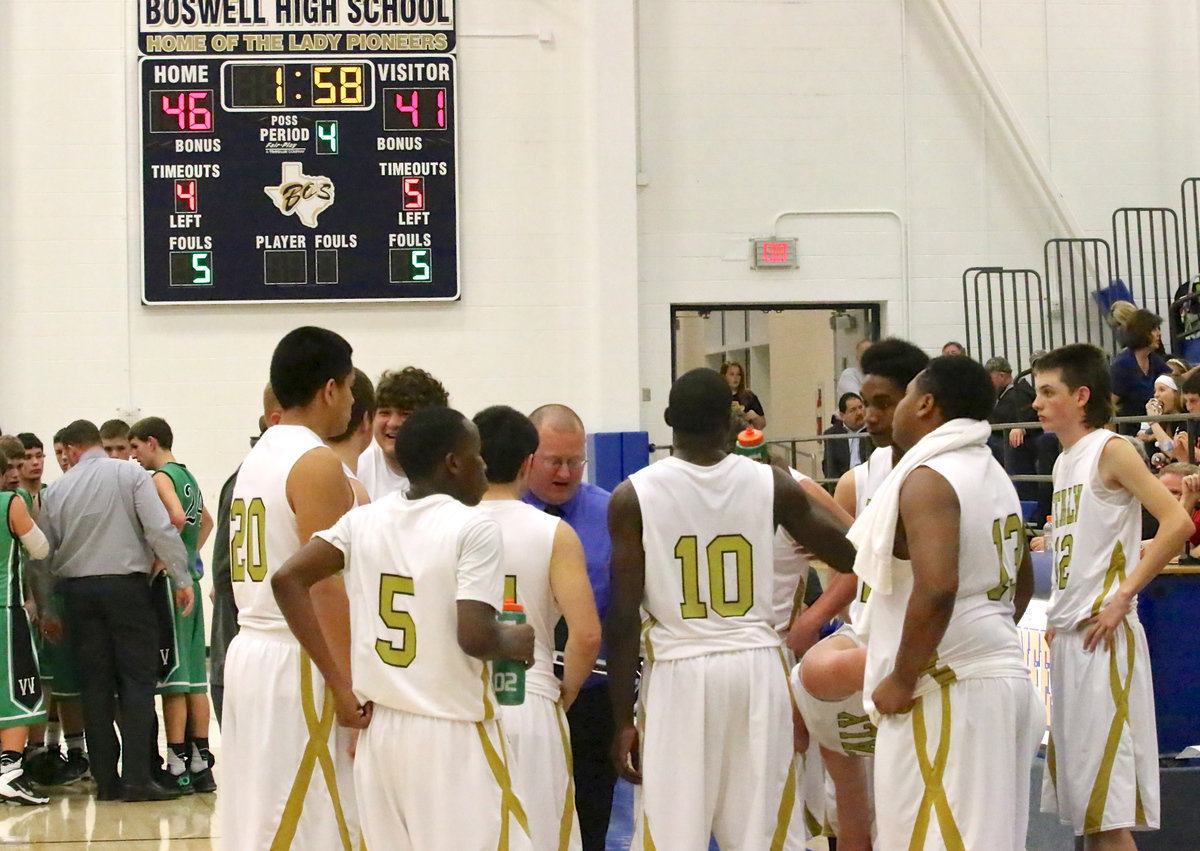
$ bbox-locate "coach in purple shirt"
[522,404,613,850]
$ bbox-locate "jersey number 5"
[229,497,267,582]
[675,534,754,619]
[377,574,416,667]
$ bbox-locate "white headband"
[1155,374,1179,392]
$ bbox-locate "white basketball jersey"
[231,424,328,635]
[355,440,409,501]
[342,463,369,507]
[1047,429,1142,630]
[316,493,505,721]
[630,454,779,661]
[848,446,894,625]
[475,500,561,701]
[771,468,812,636]
[863,445,1029,714]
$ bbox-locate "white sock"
[189,743,209,772]
[165,748,187,777]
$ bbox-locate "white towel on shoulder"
[848,418,992,598]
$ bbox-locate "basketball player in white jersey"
[273,407,537,850]
[327,368,376,508]
[788,338,929,850]
[356,367,449,500]
[859,355,1041,850]
[1032,344,1191,850]
[606,368,857,850]
[474,405,601,850]
[218,326,360,851]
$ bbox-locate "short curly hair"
[376,367,449,413]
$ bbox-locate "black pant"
[567,681,617,850]
[58,574,160,793]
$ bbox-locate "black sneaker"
[55,749,89,785]
[163,769,194,796]
[0,766,49,806]
[190,765,216,793]
[22,749,64,787]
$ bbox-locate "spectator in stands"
[720,361,765,429]
[1140,375,1184,467]
[835,339,872,398]
[821,392,868,483]
[986,356,1040,511]
[1108,300,1138,349]
[1168,357,1190,378]
[941,341,967,356]
[1110,308,1170,435]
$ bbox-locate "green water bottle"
[493,599,526,706]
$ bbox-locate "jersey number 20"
[229,497,267,582]
[675,534,754,619]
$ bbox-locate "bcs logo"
[264,162,335,228]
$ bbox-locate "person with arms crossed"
[787,338,930,851]
[853,355,1042,850]
[1033,344,1191,850]
[128,416,216,794]
[356,366,449,500]
[273,406,536,850]
[475,405,601,850]
[218,326,360,850]
[523,403,615,850]
[29,419,192,802]
[606,368,857,850]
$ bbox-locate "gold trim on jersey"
[271,654,353,851]
[475,720,530,847]
[641,812,658,850]
[555,703,578,850]
[640,615,658,663]
[769,756,797,851]
[481,666,495,721]
[1084,620,1145,833]
[909,683,965,851]
[1089,542,1127,618]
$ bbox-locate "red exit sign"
[751,238,798,268]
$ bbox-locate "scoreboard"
[137,4,458,304]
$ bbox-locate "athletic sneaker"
[0,765,49,806]
[162,768,194,796]
[55,749,89,785]
[21,748,64,787]
[190,765,216,793]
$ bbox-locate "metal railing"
[962,267,1048,374]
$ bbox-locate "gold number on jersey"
[987,513,1023,601]
[229,497,267,582]
[675,534,755,619]
[1055,534,1073,590]
[376,574,416,667]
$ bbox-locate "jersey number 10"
[675,534,754,619]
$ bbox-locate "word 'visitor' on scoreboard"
[138,0,458,304]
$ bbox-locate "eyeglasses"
[537,454,587,471]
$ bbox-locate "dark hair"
[837,392,863,414]
[270,326,354,410]
[667,368,734,435]
[1183,370,1200,396]
[915,356,996,421]
[474,405,539,484]
[52,429,65,446]
[1032,343,1114,428]
[376,367,448,413]
[860,338,931,392]
[393,407,472,481]
[942,341,966,355]
[328,369,377,444]
[719,362,746,394]
[99,419,129,441]
[129,416,174,450]
[61,420,101,448]
[17,433,42,451]
[1123,309,1162,350]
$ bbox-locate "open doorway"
[671,302,881,475]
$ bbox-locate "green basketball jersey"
[15,484,45,516]
[0,494,22,609]
[159,462,203,576]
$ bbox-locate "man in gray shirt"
[30,420,192,802]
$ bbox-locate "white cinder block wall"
[2,0,1199,525]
